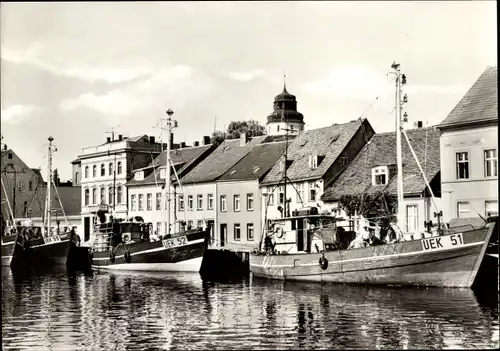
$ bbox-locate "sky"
[1,1,497,181]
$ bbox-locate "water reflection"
[2,267,498,350]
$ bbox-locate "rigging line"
[51,179,71,227]
[150,153,164,232]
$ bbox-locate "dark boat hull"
[26,237,73,266]
[1,234,22,267]
[250,224,495,288]
[91,230,209,272]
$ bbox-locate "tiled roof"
[31,168,44,182]
[261,120,368,184]
[217,142,287,182]
[321,127,441,201]
[127,145,214,186]
[181,136,267,184]
[438,66,497,129]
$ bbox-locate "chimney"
[194,141,200,147]
[149,136,155,144]
[106,137,111,143]
[417,121,423,129]
[118,134,123,141]
[240,132,247,146]
[180,142,186,148]
[170,133,174,150]
[203,136,210,145]
[53,169,60,186]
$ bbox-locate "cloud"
[1,44,152,84]
[229,69,267,82]
[59,65,212,118]
[1,104,41,122]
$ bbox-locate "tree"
[338,191,397,229]
[211,120,266,147]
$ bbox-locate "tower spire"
[283,70,288,93]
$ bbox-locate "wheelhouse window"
[247,194,254,211]
[485,200,498,217]
[197,195,203,210]
[207,194,214,210]
[156,192,161,210]
[406,205,418,233]
[233,195,241,212]
[372,166,388,186]
[188,195,194,210]
[247,223,254,240]
[220,195,227,212]
[234,223,241,241]
[147,193,152,211]
[457,201,470,218]
[484,149,497,178]
[456,152,469,179]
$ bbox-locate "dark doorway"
[297,219,304,251]
[207,220,214,245]
[84,217,90,242]
[220,223,227,247]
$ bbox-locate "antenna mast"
[45,136,56,236]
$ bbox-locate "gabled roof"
[438,66,497,129]
[31,168,44,183]
[321,127,441,201]
[217,142,286,182]
[180,136,267,184]
[261,119,370,184]
[126,145,214,186]
[125,135,148,143]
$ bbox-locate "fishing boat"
[250,63,496,288]
[90,109,210,272]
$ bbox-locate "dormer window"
[134,171,144,181]
[309,154,324,169]
[372,166,388,186]
[160,167,167,179]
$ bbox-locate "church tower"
[266,80,305,136]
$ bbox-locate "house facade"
[437,66,498,222]
[78,134,162,244]
[126,141,215,236]
[260,118,376,223]
[216,141,286,251]
[321,126,442,238]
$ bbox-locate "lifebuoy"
[124,251,131,263]
[319,255,328,270]
[276,228,284,239]
[109,253,115,263]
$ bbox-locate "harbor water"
[2,267,498,350]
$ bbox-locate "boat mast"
[46,136,55,236]
[165,108,175,236]
[392,62,405,235]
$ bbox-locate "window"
[84,188,90,206]
[310,155,318,169]
[93,165,97,177]
[117,186,122,204]
[156,222,162,235]
[92,188,97,204]
[188,195,194,210]
[160,167,167,179]
[207,194,214,210]
[247,194,254,211]
[101,164,105,176]
[8,153,12,159]
[17,181,24,192]
[485,201,498,217]
[406,205,418,233]
[138,194,144,211]
[278,186,285,205]
[277,125,280,132]
[296,183,304,203]
[134,171,144,181]
[117,162,122,175]
[109,187,113,205]
[84,166,89,178]
[268,192,275,206]
[156,192,162,210]
[233,195,241,212]
[197,195,203,210]
[178,195,184,211]
[100,187,105,204]
[309,182,317,202]
[109,163,113,176]
[456,152,469,179]
[220,195,227,212]
[75,172,79,184]
[372,166,388,186]
[457,201,470,218]
[147,193,152,211]
[484,149,497,177]
[197,220,204,228]
[234,223,241,241]
[247,223,254,240]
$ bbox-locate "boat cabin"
[264,210,350,254]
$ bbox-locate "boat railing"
[91,223,115,252]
